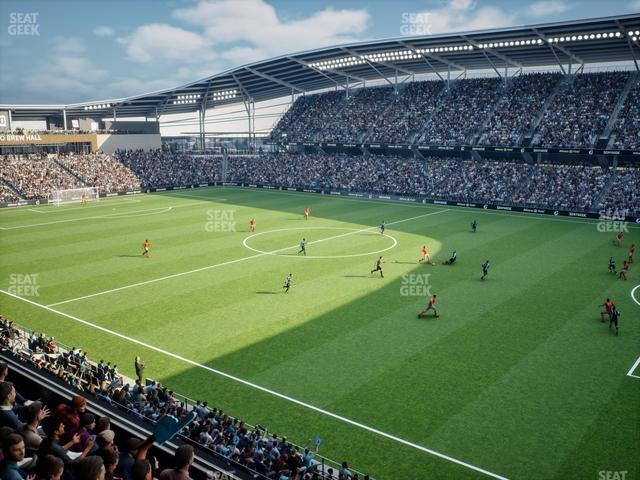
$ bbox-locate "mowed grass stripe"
[0,291,509,480]
[255,222,598,414]
[407,234,638,479]
[1,188,637,480]
[47,208,447,353]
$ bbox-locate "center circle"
[242,227,397,259]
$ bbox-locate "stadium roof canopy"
[3,13,640,121]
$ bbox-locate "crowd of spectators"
[419,77,503,145]
[532,72,630,148]
[478,73,562,146]
[269,71,639,149]
[115,150,221,188]
[596,167,640,216]
[0,183,20,202]
[0,152,222,203]
[0,155,85,200]
[0,317,365,480]
[513,163,609,211]
[610,80,640,150]
[0,149,638,215]
[225,153,640,214]
[270,91,347,143]
[366,80,445,144]
[57,154,142,194]
[227,153,529,204]
[320,87,395,143]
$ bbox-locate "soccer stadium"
[0,1,639,479]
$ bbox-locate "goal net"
[50,187,100,206]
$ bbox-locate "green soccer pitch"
[1,187,638,480]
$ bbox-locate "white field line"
[28,198,143,213]
[45,209,449,307]
[0,202,209,230]
[0,196,143,215]
[631,284,640,307]
[28,209,47,214]
[219,186,640,228]
[165,192,227,202]
[627,285,640,379]
[0,288,509,480]
[626,355,640,379]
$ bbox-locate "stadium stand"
[0,317,367,480]
[224,153,640,215]
[531,72,631,148]
[57,154,142,194]
[609,79,640,150]
[1,150,639,215]
[418,77,503,146]
[268,71,640,150]
[115,150,221,188]
[477,73,562,146]
[596,167,640,216]
[1,70,640,216]
[365,80,445,144]
[0,155,85,201]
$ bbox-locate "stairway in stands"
[54,158,91,186]
[409,79,459,145]
[602,72,639,149]
[521,74,572,147]
[0,177,26,199]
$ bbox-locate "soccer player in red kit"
[619,261,629,280]
[142,240,151,257]
[599,298,614,322]
[249,218,256,232]
[629,243,635,263]
[304,207,310,220]
[418,295,439,318]
[614,231,624,247]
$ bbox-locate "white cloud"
[120,23,215,63]
[172,0,369,61]
[528,1,571,17]
[52,37,87,54]
[220,46,268,65]
[94,26,115,37]
[424,1,517,34]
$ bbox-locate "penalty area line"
[0,289,509,480]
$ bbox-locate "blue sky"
[0,0,638,104]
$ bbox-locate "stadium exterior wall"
[96,133,161,153]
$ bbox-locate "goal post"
[50,187,100,206]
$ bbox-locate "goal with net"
[50,187,100,206]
